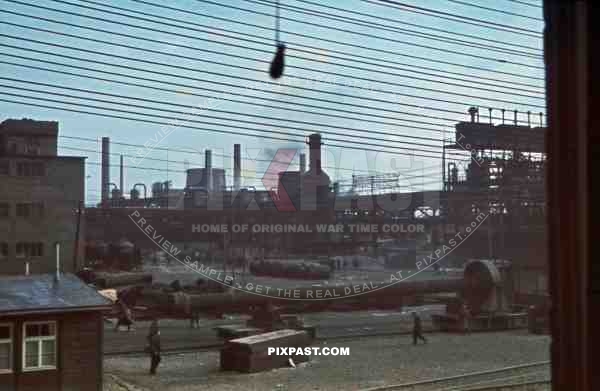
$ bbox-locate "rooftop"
[0,118,59,136]
[0,273,112,315]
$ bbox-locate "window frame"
[0,323,13,374]
[22,321,57,372]
[15,242,44,258]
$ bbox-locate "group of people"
[113,301,162,374]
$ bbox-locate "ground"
[104,330,550,391]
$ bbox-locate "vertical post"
[55,242,60,281]
[73,200,83,272]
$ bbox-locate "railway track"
[361,361,550,391]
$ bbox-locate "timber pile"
[250,260,331,280]
[220,329,311,372]
[91,271,153,289]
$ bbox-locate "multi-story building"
[0,118,85,274]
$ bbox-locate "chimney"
[299,153,306,174]
[55,242,60,281]
[205,149,213,192]
[101,137,110,202]
[233,144,241,191]
[119,154,124,196]
[468,107,478,123]
[307,133,322,174]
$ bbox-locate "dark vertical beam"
[101,137,110,203]
[545,0,597,390]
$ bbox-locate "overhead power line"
[59,135,444,176]
[181,0,544,66]
[236,0,542,58]
[0,94,469,159]
[0,57,543,129]
[20,0,543,69]
[0,22,544,104]
[62,146,444,182]
[444,0,543,21]
[503,0,541,9]
[0,14,545,98]
[0,82,451,149]
[3,0,545,85]
[363,0,543,37]
[0,37,546,111]
[273,0,543,49]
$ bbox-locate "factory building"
[0,119,85,275]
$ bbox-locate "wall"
[0,311,103,391]
[0,156,85,275]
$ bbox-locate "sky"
[0,0,545,205]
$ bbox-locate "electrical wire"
[0,37,546,111]
[184,0,544,66]
[503,0,541,9]
[443,0,543,21]
[0,22,544,105]
[0,59,468,132]
[363,0,542,37]
[240,0,542,58]
[59,136,445,176]
[0,79,452,147]
[272,0,543,51]
[0,58,545,134]
[3,0,546,85]
[1,89,474,158]
[0,14,545,98]
[60,145,444,182]
[0,96,464,159]
[35,0,543,69]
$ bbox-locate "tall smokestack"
[233,144,241,191]
[308,134,322,174]
[55,242,60,281]
[119,154,124,197]
[205,149,213,192]
[299,153,306,174]
[101,137,110,202]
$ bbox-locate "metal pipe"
[176,278,465,311]
[55,242,60,281]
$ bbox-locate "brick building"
[0,273,111,391]
[0,119,85,275]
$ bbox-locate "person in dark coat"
[114,300,134,331]
[412,311,427,345]
[147,319,161,375]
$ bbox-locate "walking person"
[460,302,471,334]
[412,311,427,345]
[114,300,135,331]
[147,319,161,375]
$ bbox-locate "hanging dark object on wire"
[269,0,285,79]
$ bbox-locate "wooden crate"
[214,325,264,340]
[220,329,311,372]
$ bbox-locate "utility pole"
[73,200,84,272]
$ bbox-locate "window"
[16,162,45,177]
[0,243,7,259]
[16,203,44,218]
[22,322,56,371]
[0,161,8,175]
[0,203,8,218]
[0,324,13,373]
[16,242,44,258]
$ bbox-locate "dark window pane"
[25,324,39,337]
[0,326,10,340]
